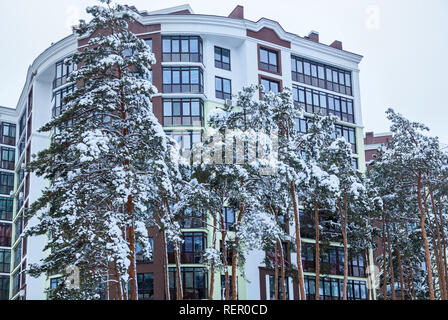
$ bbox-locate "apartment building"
[1,4,371,300]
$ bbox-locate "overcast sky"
[0,0,447,141]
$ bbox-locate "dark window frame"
[169,267,208,300]
[215,46,231,71]
[1,123,16,146]
[137,273,154,300]
[163,67,204,94]
[260,76,281,94]
[215,76,232,100]
[259,46,280,74]
[54,59,76,89]
[1,147,15,171]
[291,55,353,96]
[163,98,203,127]
[0,172,14,196]
[162,36,203,63]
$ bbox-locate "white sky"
[0,0,447,141]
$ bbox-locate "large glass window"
[0,249,10,273]
[0,223,11,247]
[19,113,26,139]
[292,85,355,123]
[181,208,206,229]
[168,232,206,264]
[215,77,232,100]
[163,99,203,127]
[1,123,16,146]
[136,238,154,263]
[162,36,203,63]
[53,85,75,118]
[215,47,231,71]
[169,267,208,300]
[260,48,279,73]
[163,67,204,94]
[54,59,76,89]
[291,56,352,96]
[0,198,13,222]
[335,125,357,153]
[221,275,236,300]
[166,131,201,152]
[223,207,235,231]
[1,147,15,171]
[269,275,289,300]
[261,78,280,94]
[0,173,14,196]
[0,275,9,300]
[304,276,367,300]
[137,273,154,300]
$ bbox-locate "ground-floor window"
[169,267,208,300]
[269,275,289,300]
[137,273,154,300]
[304,276,367,300]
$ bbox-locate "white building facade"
[1,4,371,300]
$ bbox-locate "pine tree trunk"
[291,181,306,300]
[314,203,320,301]
[431,193,447,299]
[231,199,245,301]
[394,226,405,300]
[279,241,287,300]
[209,216,217,300]
[417,175,435,300]
[339,195,349,300]
[437,200,448,297]
[174,242,183,300]
[381,208,388,300]
[161,230,170,300]
[112,261,122,300]
[386,222,396,300]
[274,241,279,300]
[127,196,138,301]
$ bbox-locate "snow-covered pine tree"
[25,0,177,300]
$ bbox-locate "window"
[11,270,20,297]
[0,249,10,273]
[261,78,280,94]
[1,147,15,171]
[223,207,235,231]
[136,238,154,263]
[215,77,232,100]
[0,198,13,222]
[352,158,359,171]
[291,56,352,96]
[144,39,152,51]
[269,275,289,300]
[53,85,75,118]
[13,242,21,270]
[215,47,231,70]
[260,48,279,73]
[304,276,367,300]
[1,123,16,146]
[169,267,208,300]
[163,67,204,94]
[137,273,154,300]
[166,131,201,152]
[221,275,236,300]
[163,99,203,127]
[0,223,11,247]
[0,276,9,300]
[0,173,14,196]
[54,59,76,89]
[294,118,308,134]
[181,208,205,229]
[292,85,355,123]
[50,277,63,291]
[168,232,206,264]
[19,113,26,139]
[162,36,202,63]
[335,125,357,153]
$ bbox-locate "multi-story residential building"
[0,4,372,300]
[0,107,16,300]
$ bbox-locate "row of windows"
[304,276,367,300]
[1,147,15,171]
[1,123,16,147]
[0,173,14,196]
[162,67,204,94]
[168,267,208,300]
[162,36,203,63]
[302,244,366,278]
[0,249,10,273]
[0,198,13,222]
[293,85,355,124]
[163,99,203,127]
[168,232,206,265]
[291,56,352,96]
